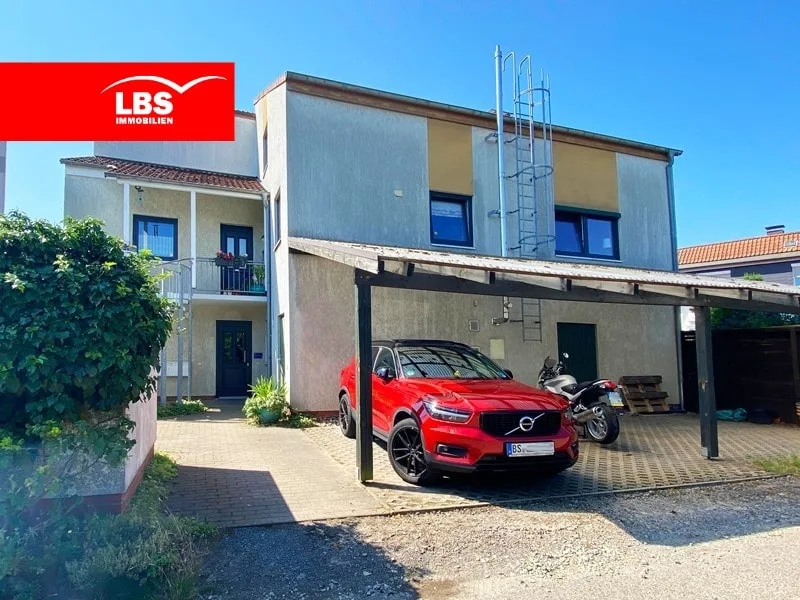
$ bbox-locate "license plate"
[607,391,624,407]
[505,441,555,457]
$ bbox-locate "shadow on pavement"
[201,520,424,600]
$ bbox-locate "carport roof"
[288,237,800,314]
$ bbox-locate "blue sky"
[2,0,799,247]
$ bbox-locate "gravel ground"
[200,477,800,600]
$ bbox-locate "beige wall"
[287,254,679,412]
[165,302,267,398]
[63,171,263,262]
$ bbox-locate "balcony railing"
[195,257,267,296]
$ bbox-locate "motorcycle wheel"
[584,403,620,444]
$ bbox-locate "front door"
[220,225,254,292]
[557,322,598,384]
[216,320,252,398]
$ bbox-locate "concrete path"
[156,402,384,527]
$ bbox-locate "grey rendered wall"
[288,253,679,412]
[95,115,258,177]
[616,153,673,270]
[64,174,124,238]
[285,92,431,249]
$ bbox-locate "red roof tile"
[60,156,264,193]
[679,231,800,266]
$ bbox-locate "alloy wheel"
[390,425,427,478]
[338,397,349,432]
[586,413,608,440]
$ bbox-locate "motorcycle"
[538,353,621,444]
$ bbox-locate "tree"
[710,272,800,329]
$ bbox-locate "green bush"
[157,399,208,419]
[243,376,288,425]
[0,212,173,436]
[0,453,215,600]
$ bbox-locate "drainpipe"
[262,191,272,379]
[666,149,685,409]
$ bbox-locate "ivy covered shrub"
[0,212,177,599]
[0,211,173,435]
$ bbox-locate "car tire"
[338,393,356,439]
[388,418,438,486]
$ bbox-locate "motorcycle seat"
[564,380,601,395]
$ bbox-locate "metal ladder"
[499,52,555,343]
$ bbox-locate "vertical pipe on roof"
[495,45,508,258]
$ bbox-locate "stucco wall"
[125,381,157,488]
[64,174,124,238]
[288,254,679,412]
[164,302,267,398]
[94,115,258,177]
[286,91,431,249]
[616,153,674,270]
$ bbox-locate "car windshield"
[396,345,509,380]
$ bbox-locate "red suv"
[339,339,579,485]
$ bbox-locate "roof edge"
[256,71,681,160]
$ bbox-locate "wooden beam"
[354,272,373,482]
[362,270,800,314]
[413,263,493,284]
[572,280,636,295]
[695,306,718,459]
[638,284,698,298]
[496,272,570,291]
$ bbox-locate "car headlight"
[422,399,472,423]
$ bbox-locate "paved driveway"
[156,402,384,527]
[159,405,800,527]
[306,414,800,513]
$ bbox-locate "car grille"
[479,410,562,438]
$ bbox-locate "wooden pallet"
[618,375,671,414]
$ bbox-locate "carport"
[289,237,800,482]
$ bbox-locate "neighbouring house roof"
[60,155,265,194]
[678,231,800,268]
[234,109,256,119]
[257,72,681,162]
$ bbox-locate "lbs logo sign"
[0,63,235,141]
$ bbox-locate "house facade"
[63,72,682,410]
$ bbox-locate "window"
[793,264,800,287]
[373,347,396,374]
[273,192,282,248]
[555,209,619,260]
[430,192,473,247]
[396,344,509,380]
[133,215,178,260]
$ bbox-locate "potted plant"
[251,264,266,294]
[214,250,236,267]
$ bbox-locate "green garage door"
[557,322,598,384]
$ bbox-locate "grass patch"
[754,454,800,475]
[1,452,216,600]
[157,399,208,419]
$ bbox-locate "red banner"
[0,62,235,141]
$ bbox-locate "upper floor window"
[133,215,178,260]
[793,264,800,286]
[430,192,473,247]
[555,208,619,260]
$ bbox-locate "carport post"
[695,306,719,458]
[355,272,373,482]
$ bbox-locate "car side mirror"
[503,369,514,379]
[375,366,395,381]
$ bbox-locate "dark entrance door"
[557,322,598,384]
[216,320,252,398]
[220,225,254,293]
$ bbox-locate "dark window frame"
[132,214,178,261]
[429,191,474,248]
[554,206,620,260]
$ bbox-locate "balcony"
[153,257,267,302]
[195,257,267,297]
